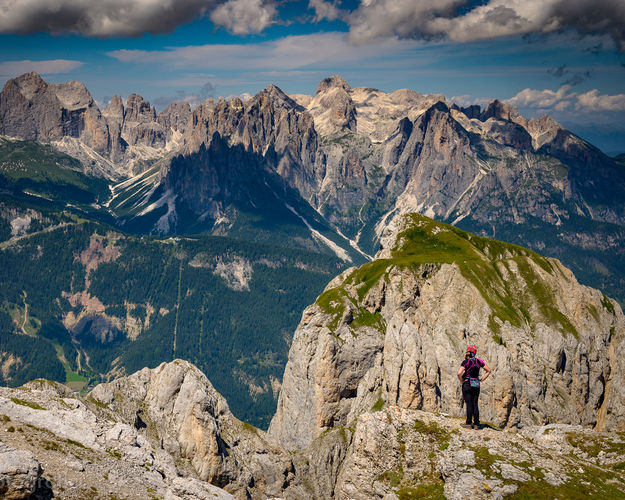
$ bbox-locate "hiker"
[457,345,491,429]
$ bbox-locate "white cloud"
[348,0,625,50]
[0,59,84,78]
[507,85,625,112]
[210,0,276,35]
[308,0,347,23]
[0,0,217,37]
[575,89,625,112]
[348,0,462,43]
[153,81,216,109]
[107,32,419,71]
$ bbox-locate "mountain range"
[1,71,624,429]
[1,71,623,299]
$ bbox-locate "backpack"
[464,357,481,388]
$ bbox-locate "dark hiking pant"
[462,382,480,425]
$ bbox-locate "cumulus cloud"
[107,32,419,71]
[348,0,625,51]
[547,65,593,86]
[153,81,216,109]
[308,0,347,23]
[0,59,83,77]
[210,0,276,35]
[507,85,625,112]
[0,0,219,37]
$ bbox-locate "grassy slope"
[316,213,611,340]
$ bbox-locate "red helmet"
[466,345,477,355]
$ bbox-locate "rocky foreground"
[2,213,625,499]
[1,365,625,499]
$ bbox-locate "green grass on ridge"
[316,213,579,338]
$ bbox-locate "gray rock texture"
[0,364,286,499]
[0,72,190,177]
[1,340,625,499]
[331,407,625,500]
[269,213,625,450]
[0,441,42,499]
[89,359,295,498]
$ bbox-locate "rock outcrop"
[270,213,625,450]
[0,365,286,499]
[158,101,192,139]
[0,441,42,499]
[88,359,295,498]
[332,407,625,500]
[0,72,109,153]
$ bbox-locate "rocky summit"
[270,213,625,450]
[2,214,625,499]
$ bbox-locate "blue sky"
[0,0,624,152]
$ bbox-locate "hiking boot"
[461,423,472,429]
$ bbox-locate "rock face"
[0,72,190,178]
[183,85,319,202]
[2,310,625,499]
[0,441,42,499]
[269,213,625,450]
[158,101,192,139]
[0,72,109,153]
[88,359,295,499]
[0,366,285,500]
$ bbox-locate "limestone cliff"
[269,213,625,450]
[0,73,190,178]
[0,361,292,499]
[2,316,625,499]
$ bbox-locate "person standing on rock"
[457,345,491,429]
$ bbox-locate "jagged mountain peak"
[5,70,94,111]
[254,83,302,111]
[9,71,47,98]
[422,99,451,116]
[124,93,155,120]
[102,94,124,119]
[480,98,520,122]
[316,75,351,94]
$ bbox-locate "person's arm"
[457,366,465,383]
[480,364,491,382]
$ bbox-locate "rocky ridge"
[0,363,261,499]
[3,364,625,499]
[0,72,189,178]
[102,74,625,305]
[1,73,624,304]
[269,213,625,449]
[2,214,625,499]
